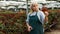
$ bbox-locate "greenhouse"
[0,0,60,34]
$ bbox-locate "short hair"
[42,7,48,12]
[30,2,39,9]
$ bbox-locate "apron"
[29,12,44,34]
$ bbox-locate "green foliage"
[0,11,28,34]
[44,10,60,31]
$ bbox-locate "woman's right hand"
[27,26,33,32]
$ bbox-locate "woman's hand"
[45,12,49,16]
[27,26,33,32]
[26,23,33,32]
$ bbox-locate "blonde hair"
[30,2,38,9]
[30,2,39,14]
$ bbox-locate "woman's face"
[31,4,38,11]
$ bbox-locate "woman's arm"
[26,13,32,32]
[38,11,45,24]
[40,11,45,24]
[26,13,30,26]
[44,12,49,23]
[26,21,32,32]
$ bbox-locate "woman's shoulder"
[37,10,44,14]
[28,12,32,16]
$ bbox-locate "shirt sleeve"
[26,13,30,23]
[38,11,45,24]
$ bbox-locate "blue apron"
[29,12,44,34]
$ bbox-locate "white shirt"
[26,10,45,24]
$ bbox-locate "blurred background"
[0,0,60,34]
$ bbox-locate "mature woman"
[42,4,49,24]
[26,2,45,34]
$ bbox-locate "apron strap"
[36,12,43,25]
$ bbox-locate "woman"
[42,4,51,31]
[42,4,49,23]
[26,2,45,34]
